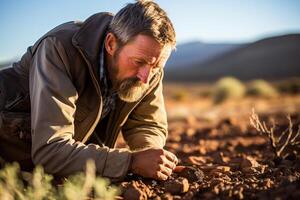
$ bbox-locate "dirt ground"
[116,85,300,200]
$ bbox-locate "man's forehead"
[147,46,171,63]
[127,35,171,57]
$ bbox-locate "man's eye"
[134,60,144,66]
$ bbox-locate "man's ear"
[105,32,118,56]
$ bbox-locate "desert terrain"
[117,81,300,200]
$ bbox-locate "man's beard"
[116,77,149,103]
[109,51,150,102]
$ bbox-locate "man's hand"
[130,148,178,180]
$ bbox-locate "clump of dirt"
[118,112,300,199]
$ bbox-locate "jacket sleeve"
[29,37,131,180]
[121,74,168,151]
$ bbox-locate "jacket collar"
[72,12,113,83]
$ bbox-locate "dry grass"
[0,160,119,200]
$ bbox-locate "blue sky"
[1,0,300,62]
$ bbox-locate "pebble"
[240,156,260,168]
[123,181,150,200]
[177,166,204,182]
[164,177,189,195]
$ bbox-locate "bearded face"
[109,50,150,103]
[105,33,171,103]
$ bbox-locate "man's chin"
[117,86,148,103]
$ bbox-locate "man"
[0,0,178,181]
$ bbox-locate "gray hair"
[108,0,176,49]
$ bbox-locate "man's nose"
[137,65,151,84]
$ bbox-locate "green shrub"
[212,77,246,104]
[246,79,278,98]
[172,90,189,101]
[0,160,119,200]
[276,78,300,94]
[198,89,212,98]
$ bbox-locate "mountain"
[166,41,244,69]
[165,34,300,82]
[0,61,13,69]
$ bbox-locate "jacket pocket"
[0,111,31,141]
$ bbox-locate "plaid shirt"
[99,44,117,120]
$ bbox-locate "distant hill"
[0,61,13,69]
[165,34,300,82]
[166,41,244,69]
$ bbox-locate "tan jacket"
[0,12,168,181]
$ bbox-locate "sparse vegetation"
[172,89,189,101]
[246,79,278,98]
[250,109,300,159]
[276,78,300,94]
[212,77,246,104]
[0,160,119,200]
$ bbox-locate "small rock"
[202,192,215,199]
[211,171,223,177]
[211,166,231,173]
[240,156,260,168]
[212,152,230,164]
[182,191,196,200]
[152,196,161,200]
[281,175,297,184]
[123,181,150,200]
[263,178,273,188]
[210,178,223,186]
[182,144,193,153]
[186,115,197,126]
[173,195,182,200]
[188,156,206,165]
[242,167,258,174]
[186,128,196,136]
[199,146,207,155]
[164,177,189,195]
[161,193,173,200]
[177,166,204,182]
[123,186,147,200]
[222,175,232,182]
[258,165,267,173]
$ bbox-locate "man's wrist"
[128,151,135,173]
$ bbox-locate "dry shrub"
[246,79,278,98]
[212,77,246,104]
[250,109,300,159]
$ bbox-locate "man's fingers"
[157,170,168,180]
[164,150,178,164]
[162,156,176,170]
[160,165,173,178]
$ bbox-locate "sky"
[1,0,300,62]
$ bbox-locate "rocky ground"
[116,95,300,200]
